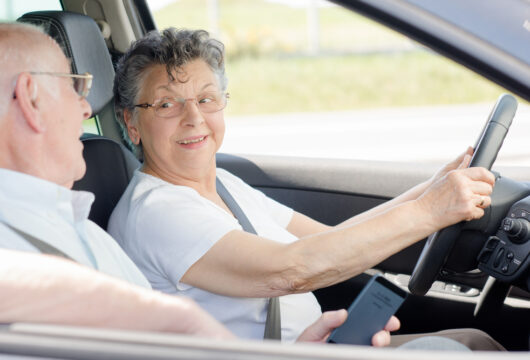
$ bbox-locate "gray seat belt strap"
[263,297,281,340]
[216,177,281,340]
[3,222,74,261]
[216,178,258,235]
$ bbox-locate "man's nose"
[81,97,92,120]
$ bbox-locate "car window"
[0,0,61,20]
[147,0,529,166]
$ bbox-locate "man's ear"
[14,73,45,133]
[124,109,140,145]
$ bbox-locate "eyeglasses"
[134,92,229,118]
[30,72,93,99]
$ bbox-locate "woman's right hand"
[296,310,400,347]
[416,161,495,230]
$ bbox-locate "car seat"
[18,11,140,230]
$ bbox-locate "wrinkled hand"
[417,155,495,228]
[296,310,400,347]
[429,147,473,186]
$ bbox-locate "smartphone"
[327,274,408,345]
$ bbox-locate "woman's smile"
[177,134,208,149]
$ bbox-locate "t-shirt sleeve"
[133,186,240,290]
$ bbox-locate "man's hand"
[296,310,400,347]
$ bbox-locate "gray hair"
[113,28,228,158]
[0,22,62,116]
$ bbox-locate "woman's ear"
[124,109,140,145]
[14,73,45,133]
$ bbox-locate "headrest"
[18,11,115,114]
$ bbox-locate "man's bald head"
[0,23,67,116]
[0,22,91,188]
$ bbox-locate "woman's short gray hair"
[113,28,227,158]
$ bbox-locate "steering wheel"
[408,94,518,296]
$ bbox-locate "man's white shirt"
[0,168,150,288]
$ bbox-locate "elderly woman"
[108,29,496,345]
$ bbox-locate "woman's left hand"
[428,146,473,188]
[296,310,400,347]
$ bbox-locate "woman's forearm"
[337,148,473,229]
[276,167,492,294]
[336,179,431,228]
[277,199,433,294]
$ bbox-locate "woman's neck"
[141,159,235,217]
[141,161,217,197]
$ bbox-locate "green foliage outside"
[224,52,506,115]
[152,0,507,115]
[82,117,99,134]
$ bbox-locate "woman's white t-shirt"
[108,168,322,342]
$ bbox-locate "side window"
[0,0,62,20]
[147,0,526,166]
[83,117,100,135]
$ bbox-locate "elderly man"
[0,22,397,345]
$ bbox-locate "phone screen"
[327,275,407,345]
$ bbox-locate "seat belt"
[3,222,74,261]
[216,177,282,340]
